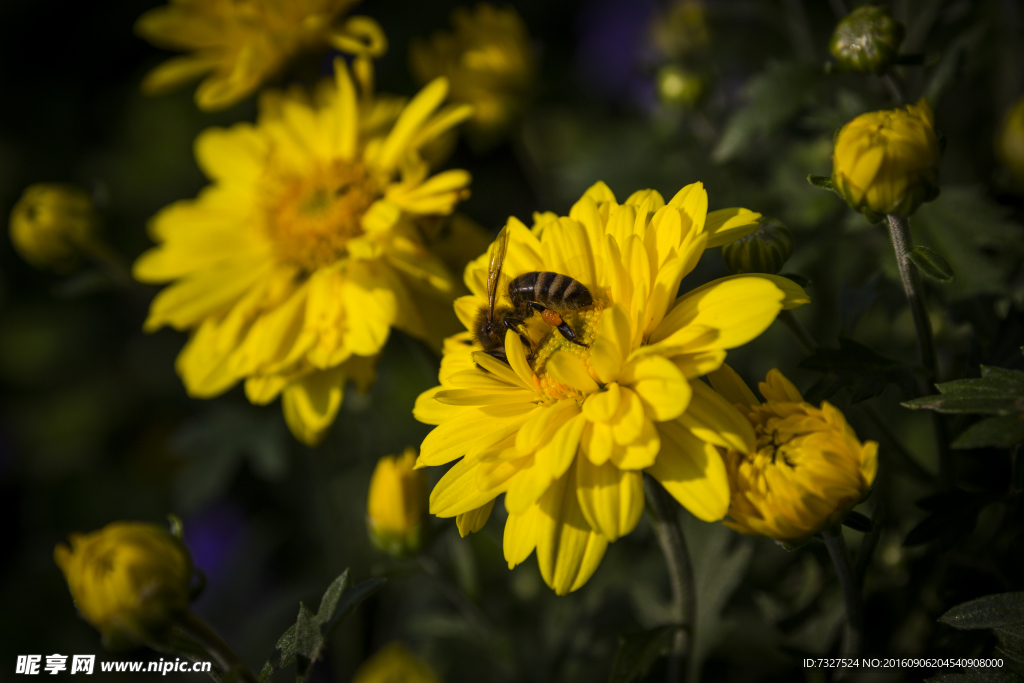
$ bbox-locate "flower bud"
[721,217,793,275]
[829,5,905,74]
[54,521,194,649]
[656,64,705,108]
[9,183,100,272]
[831,98,941,220]
[996,96,1024,191]
[708,366,878,545]
[367,448,427,557]
[409,4,535,149]
[353,642,440,683]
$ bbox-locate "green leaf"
[939,593,1024,630]
[909,246,956,283]
[799,338,916,404]
[258,570,385,683]
[712,62,820,163]
[806,175,834,191]
[608,626,678,683]
[902,366,1024,416]
[912,186,1021,299]
[953,415,1024,449]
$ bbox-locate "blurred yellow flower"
[996,95,1024,191]
[708,365,878,544]
[410,4,535,148]
[136,0,386,111]
[414,181,809,595]
[831,99,941,220]
[367,448,428,556]
[353,642,441,683]
[9,183,100,273]
[134,59,474,446]
[54,522,193,648]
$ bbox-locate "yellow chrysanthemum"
[134,60,474,446]
[414,181,809,595]
[410,3,535,148]
[8,183,101,273]
[136,0,386,111]
[708,365,878,544]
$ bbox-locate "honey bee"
[475,226,594,364]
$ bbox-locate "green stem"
[644,475,695,683]
[822,528,864,657]
[177,611,257,683]
[882,73,905,105]
[886,214,937,385]
[886,214,950,485]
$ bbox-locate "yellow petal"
[376,77,448,172]
[583,421,614,466]
[419,403,537,466]
[281,366,348,447]
[576,459,645,541]
[414,386,470,425]
[647,421,729,521]
[648,276,785,353]
[140,55,217,96]
[703,207,761,248]
[611,387,645,446]
[546,351,599,394]
[504,503,541,568]
[341,261,398,356]
[537,410,587,480]
[707,363,760,407]
[582,383,622,423]
[517,399,577,454]
[536,463,609,595]
[619,355,691,421]
[677,380,755,454]
[758,368,804,402]
[590,304,630,384]
[431,456,503,517]
[504,459,553,514]
[610,417,660,469]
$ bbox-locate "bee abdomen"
[509,271,593,310]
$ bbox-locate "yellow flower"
[9,184,100,273]
[353,642,441,683]
[707,365,878,544]
[410,4,535,148]
[832,98,941,220]
[367,448,429,556]
[414,181,809,595]
[996,95,1024,191]
[54,522,194,648]
[136,0,386,111]
[134,60,474,446]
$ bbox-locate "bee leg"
[555,320,589,347]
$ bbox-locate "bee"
[475,226,594,364]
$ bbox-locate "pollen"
[531,306,602,402]
[264,161,379,272]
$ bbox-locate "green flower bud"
[656,64,704,108]
[829,5,905,74]
[721,217,794,275]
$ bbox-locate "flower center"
[531,306,603,401]
[265,161,379,272]
[742,411,803,474]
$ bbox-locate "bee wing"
[486,225,510,317]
